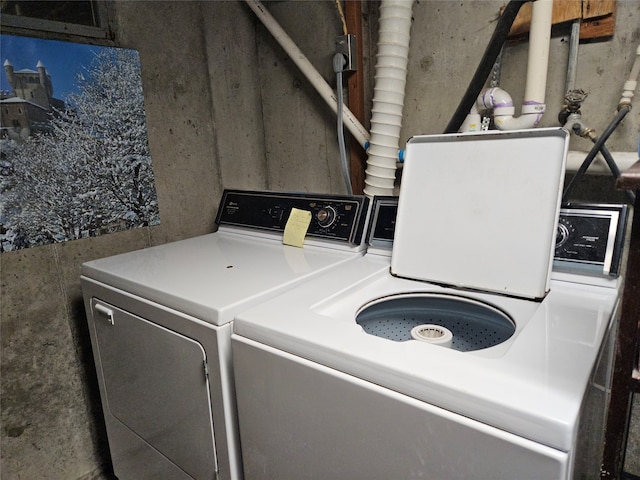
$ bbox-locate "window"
[2,1,102,26]
[0,1,113,43]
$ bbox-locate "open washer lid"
[391,128,569,300]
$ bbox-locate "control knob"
[556,218,575,248]
[316,206,337,228]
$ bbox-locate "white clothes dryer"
[231,131,628,480]
[81,190,370,480]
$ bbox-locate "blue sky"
[1,34,103,102]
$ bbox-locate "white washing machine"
[81,189,370,480]
[231,130,628,479]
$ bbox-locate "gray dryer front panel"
[91,299,217,479]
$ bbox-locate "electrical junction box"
[336,34,357,72]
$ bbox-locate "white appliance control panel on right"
[554,203,628,277]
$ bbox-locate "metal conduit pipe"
[244,0,370,149]
[363,0,415,197]
[565,20,581,95]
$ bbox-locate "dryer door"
[91,299,217,480]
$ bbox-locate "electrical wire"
[334,53,352,194]
[335,0,348,35]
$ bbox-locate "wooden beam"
[345,0,367,195]
[508,0,615,40]
[509,0,582,37]
[580,9,616,40]
[601,161,640,478]
[583,0,615,19]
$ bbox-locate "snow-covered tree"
[0,47,159,251]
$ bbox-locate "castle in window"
[0,59,65,140]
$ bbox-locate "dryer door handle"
[94,302,115,326]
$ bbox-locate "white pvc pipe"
[619,44,640,108]
[461,0,553,131]
[364,0,415,197]
[566,151,638,174]
[522,0,552,110]
[496,0,552,129]
[462,86,539,131]
[244,0,370,148]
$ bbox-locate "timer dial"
[556,217,575,249]
[316,206,337,228]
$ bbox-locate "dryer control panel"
[216,190,370,245]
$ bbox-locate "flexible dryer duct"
[364,0,415,197]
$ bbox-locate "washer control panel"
[216,190,370,245]
[363,198,628,278]
[554,204,628,277]
[366,196,398,249]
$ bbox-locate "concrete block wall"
[1,1,638,478]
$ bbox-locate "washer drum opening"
[355,294,515,352]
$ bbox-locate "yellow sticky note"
[283,208,312,248]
